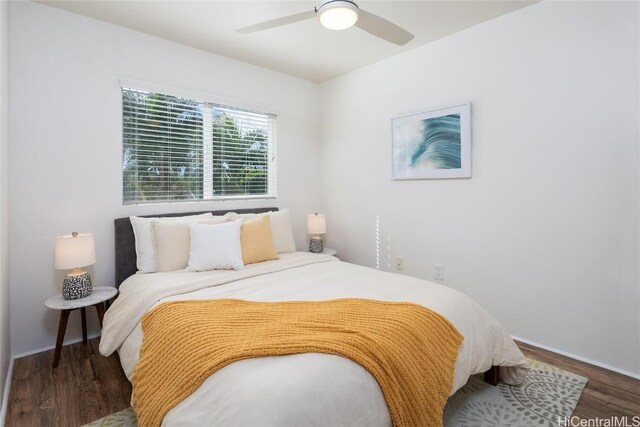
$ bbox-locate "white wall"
[320,1,640,375]
[9,1,321,356]
[0,0,10,401]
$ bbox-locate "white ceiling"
[38,1,534,82]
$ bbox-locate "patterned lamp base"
[309,237,324,253]
[62,272,93,300]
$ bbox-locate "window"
[122,87,277,204]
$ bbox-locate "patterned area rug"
[84,359,587,427]
[444,359,588,426]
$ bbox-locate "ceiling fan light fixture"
[317,0,359,31]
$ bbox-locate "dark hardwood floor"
[6,338,131,427]
[5,338,639,426]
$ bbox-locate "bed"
[100,207,528,426]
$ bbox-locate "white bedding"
[100,252,528,427]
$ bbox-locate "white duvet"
[100,252,528,427]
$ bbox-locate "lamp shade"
[54,232,96,270]
[307,213,327,235]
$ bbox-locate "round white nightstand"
[44,286,117,368]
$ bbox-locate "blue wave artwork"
[410,114,461,170]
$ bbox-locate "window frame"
[120,80,278,205]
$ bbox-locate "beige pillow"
[130,213,213,273]
[153,216,228,272]
[241,216,279,265]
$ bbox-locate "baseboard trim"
[513,335,640,380]
[11,333,101,361]
[0,355,14,426]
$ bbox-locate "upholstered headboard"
[114,207,277,287]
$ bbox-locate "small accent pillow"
[188,220,244,271]
[227,209,296,253]
[152,216,228,272]
[241,216,279,265]
[130,213,213,273]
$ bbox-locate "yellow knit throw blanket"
[132,299,463,427]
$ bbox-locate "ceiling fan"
[236,0,414,46]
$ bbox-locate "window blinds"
[122,87,277,204]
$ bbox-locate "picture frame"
[392,103,471,180]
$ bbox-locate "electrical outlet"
[395,257,404,271]
[434,264,444,281]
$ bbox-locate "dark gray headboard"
[114,207,277,287]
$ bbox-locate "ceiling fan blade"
[355,9,414,46]
[237,10,316,34]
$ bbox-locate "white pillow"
[269,209,296,253]
[226,209,296,253]
[152,216,228,272]
[188,220,244,271]
[130,213,213,273]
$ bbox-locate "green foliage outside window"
[123,89,272,204]
[210,113,269,197]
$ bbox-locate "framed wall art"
[392,103,471,179]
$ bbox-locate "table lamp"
[307,213,326,253]
[55,232,96,300]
